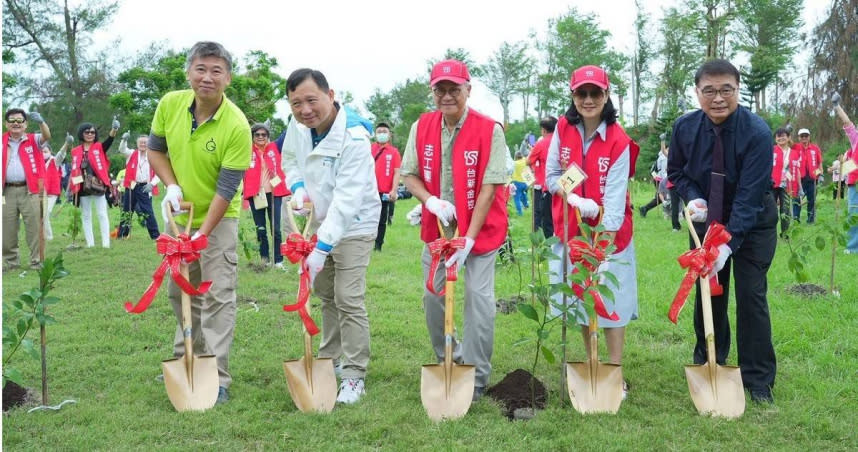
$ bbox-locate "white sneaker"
[274,262,285,270]
[336,378,365,404]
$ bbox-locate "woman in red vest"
[242,123,289,268]
[545,65,640,398]
[69,121,118,248]
[771,128,792,237]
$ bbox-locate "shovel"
[282,204,337,413]
[421,221,475,421]
[565,207,624,414]
[161,202,219,412]
[683,211,745,418]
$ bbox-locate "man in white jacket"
[281,68,381,405]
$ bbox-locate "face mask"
[376,132,389,143]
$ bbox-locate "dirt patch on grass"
[786,283,826,297]
[486,368,547,420]
[3,382,30,412]
[496,295,526,314]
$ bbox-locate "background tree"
[734,0,803,112]
[652,6,705,125]
[483,40,533,128]
[427,48,484,79]
[631,0,655,127]
[365,78,433,151]
[698,0,735,59]
[3,0,121,137]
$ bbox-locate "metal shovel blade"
[685,362,745,418]
[566,360,624,414]
[283,356,337,413]
[161,354,219,412]
[420,362,475,421]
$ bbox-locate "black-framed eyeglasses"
[6,118,25,124]
[699,86,736,99]
[83,130,96,134]
[253,132,268,138]
[572,89,606,101]
[432,86,463,98]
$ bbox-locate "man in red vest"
[371,122,401,251]
[795,128,823,223]
[402,60,509,402]
[116,133,161,239]
[3,108,50,270]
[527,116,557,238]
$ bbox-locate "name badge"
[842,159,857,176]
[558,162,587,195]
[521,168,535,186]
[269,176,282,187]
[72,175,84,185]
[130,181,137,189]
[253,191,268,210]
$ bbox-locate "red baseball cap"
[430,59,471,86]
[570,65,610,91]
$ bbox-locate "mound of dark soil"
[496,295,526,314]
[486,368,547,419]
[786,283,826,297]
[3,382,29,411]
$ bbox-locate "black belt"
[4,182,27,187]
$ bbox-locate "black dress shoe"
[749,387,773,404]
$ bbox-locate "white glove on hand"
[688,198,708,222]
[65,132,74,144]
[832,92,841,107]
[566,193,600,219]
[112,115,120,130]
[425,196,456,227]
[709,243,731,276]
[303,248,328,285]
[160,184,183,222]
[445,236,475,272]
[142,183,153,194]
[290,187,310,215]
[121,131,130,141]
[28,111,44,124]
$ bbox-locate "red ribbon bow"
[567,236,619,321]
[426,237,467,295]
[279,233,320,336]
[668,222,731,324]
[124,233,212,314]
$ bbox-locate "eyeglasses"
[699,86,736,99]
[253,132,268,138]
[6,118,25,124]
[432,86,463,98]
[572,89,606,101]
[83,130,96,135]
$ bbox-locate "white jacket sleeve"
[315,137,377,248]
[545,131,564,195]
[281,117,304,192]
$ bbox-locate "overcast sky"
[93,0,832,122]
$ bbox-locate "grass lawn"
[2,181,857,451]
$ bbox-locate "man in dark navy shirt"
[668,59,778,404]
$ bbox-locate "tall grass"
[2,181,856,451]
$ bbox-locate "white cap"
[798,128,810,136]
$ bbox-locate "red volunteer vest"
[69,143,111,194]
[528,135,551,189]
[771,145,788,188]
[2,132,46,194]
[44,156,61,196]
[798,143,822,179]
[243,144,288,199]
[123,150,159,195]
[550,118,638,253]
[372,143,402,193]
[415,109,508,254]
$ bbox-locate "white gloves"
[304,248,328,285]
[161,184,183,222]
[290,186,310,215]
[445,236,475,272]
[688,198,708,222]
[65,132,74,144]
[121,131,130,141]
[425,196,456,227]
[29,111,44,124]
[832,92,841,107]
[566,193,599,219]
[710,243,731,276]
[112,115,120,130]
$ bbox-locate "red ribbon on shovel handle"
[280,233,320,336]
[668,222,731,324]
[425,237,466,295]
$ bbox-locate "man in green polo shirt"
[147,41,251,405]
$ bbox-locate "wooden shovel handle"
[165,201,194,237]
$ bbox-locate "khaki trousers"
[421,246,498,388]
[2,185,41,267]
[169,218,239,388]
[313,234,374,379]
